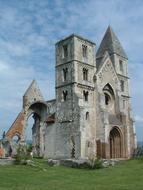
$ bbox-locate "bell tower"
[55,34,97,158]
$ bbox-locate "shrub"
[27,144,33,153]
[14,145,31,164]
[87,157,103,169]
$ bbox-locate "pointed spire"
[96,26,127,59]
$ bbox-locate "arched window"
[120,80,124,92]
[122,100,126,109]
[70,136,75,158]
[86,112,89,120]
[63,68,68,81]
[119,60,123,72]
[12,135,20,144]
[63,44,68,58]
[104,93,111,105]
[83,68,88,81]
[63,90,68,101]
[103,83,115,110]
[83,90,89,101]
[82,44,87,57]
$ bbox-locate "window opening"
[63,90,68,101]
[83,68,88,81]
[63,45,68,58]
[120,80,124,92]
[63,68,68,81]
[83,91,89,101]
[82,45,87,57]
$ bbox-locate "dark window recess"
[71,136,75,158]
[83,90,89,101]
[119,60,123,72]
[82,45,87,57]
[123,100,126,109]
[63,68,68,81]
[63,90,68,101]
[87,141,90,147]
[63,45,68,58]
[83,68,88,81]
[120,80,124,92]
[104,93,110,105]
[86,112,89,120]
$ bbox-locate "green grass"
[0,159,143,190]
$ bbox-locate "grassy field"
[0,159,143,190]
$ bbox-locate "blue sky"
[0,0,143,141]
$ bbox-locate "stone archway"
[109,127,123,158]
[24,102,47,157]
[12,134,21,144]
[26,113,41,157]
[6,101,47,157]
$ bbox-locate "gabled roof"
[96,51,110,71]
[24,80,37,96]
[96,26,127,59]
[23,80,44,100]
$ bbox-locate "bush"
[14,145,31,164]
[87,157,103,169]
[27,144,33,153]
[61,157,103,170]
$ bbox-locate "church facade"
[5,26,137,159]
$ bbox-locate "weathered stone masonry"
[5,26,137,159]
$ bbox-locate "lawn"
[0,159,143,190]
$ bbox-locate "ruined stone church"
[5,26,136,159]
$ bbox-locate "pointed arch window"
[120,80,124,92]
[104,93,111,105]
[103,83,115,110]
[83,68,88,81]
[71,136,75,158]
[63,44,68,58]
[119,60,123,72]
[63,68,68,81]
[123,99,126,109]
[63,90,68,101]
[86,112,89,120]
[82,45,87,57]
[83,90,89,101]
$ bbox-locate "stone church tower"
[96,26,136,158]
[5,26,136,159]
[54,35,97,158]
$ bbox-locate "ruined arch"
[27,101,47,118]
[11,133,21,144]
[109,127,123,158]
[24,101,47,157]
[6,101,47,157]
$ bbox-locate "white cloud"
[135,115,143,123]
[0,56,55,136]
[0,61,10,72]
[0,0,143,140]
